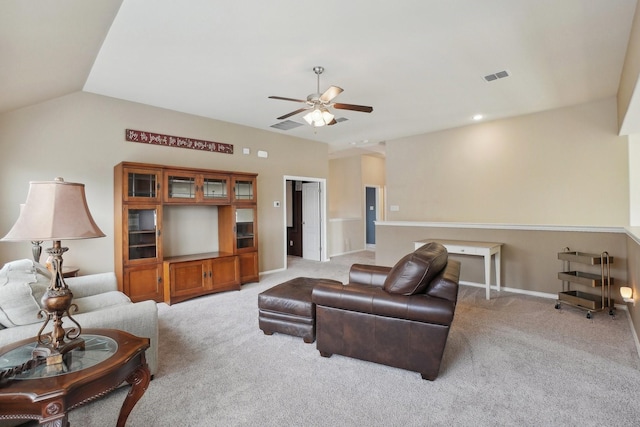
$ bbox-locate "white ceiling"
[2,0,638,156]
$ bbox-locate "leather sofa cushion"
[383,242,448,295]
[312,281,455,325]
[348,264,391,287]
[426,259,461,302]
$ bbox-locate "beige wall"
[328,156,362,218]
[328,154,386,255]
[361,155,385,187]
[376,223,627,296]
[0,91,329,274]
[618,1,640,132]
[377,96,636,328]
[386,97,629,225]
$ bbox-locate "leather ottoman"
[258,277,342,343]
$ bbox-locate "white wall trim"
[377,220,626,234]
[330,248,368,258]
[625,226,640,245]
[625,305,640,360]
[260,267,286,277]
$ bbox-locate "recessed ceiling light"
[473,114,483,121]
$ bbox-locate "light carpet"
[64,251,640,427]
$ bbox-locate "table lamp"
[1,178,105,364]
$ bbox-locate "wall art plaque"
[125,129,233,154]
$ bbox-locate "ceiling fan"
[269,66,373,127]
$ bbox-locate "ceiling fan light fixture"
[270,66,372,128]
[303,111,315,126]
[304,107,334,127]
[321,109,334,123]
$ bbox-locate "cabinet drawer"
[445,245,483,256]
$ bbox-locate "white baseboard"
[329,248,368,257]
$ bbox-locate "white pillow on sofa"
[0,259,50,327]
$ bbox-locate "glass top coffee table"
[0,329,150,427]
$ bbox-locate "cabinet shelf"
[558,290,603,310]
[557,271,614,287]
[555,248,614,318]
[557,251,614,265]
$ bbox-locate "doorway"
[364,185,383,249]
[284,176,327,265]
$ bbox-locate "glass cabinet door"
[201,175,230,202]
[124,167,161,202]
[166,174,197,202]
[126,206,161,263]
[232,176,256,203]
[235,208,256,252]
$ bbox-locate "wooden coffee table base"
[0,329,151,426]
[115,364,151,427]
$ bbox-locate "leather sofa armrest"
[348,264,391,287]
[312,281,455,326]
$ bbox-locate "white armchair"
[0,259,158,375]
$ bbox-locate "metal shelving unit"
[555,248,615,319]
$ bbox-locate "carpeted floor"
[62,251,640,426]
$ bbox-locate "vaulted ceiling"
[2,0,638,156]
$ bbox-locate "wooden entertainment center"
[114,162,258,305]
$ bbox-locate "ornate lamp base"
[32,337,85,366]
[32,242,84,366]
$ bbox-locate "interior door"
[366,187,377,245]
[302,182,321,261]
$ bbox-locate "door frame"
[283,175,328,265]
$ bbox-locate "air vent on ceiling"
[270,120,304,130]
[483,70,510,82]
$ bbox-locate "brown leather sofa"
[311,242,461,380]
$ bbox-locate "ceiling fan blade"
[320,86,343,103]
[327,118,338,126]
[269,96,307,103]
[277,107,309,120]
[333,103,373,113]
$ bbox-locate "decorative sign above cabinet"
[125,129,234,154]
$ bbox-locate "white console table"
[414,239,503,300]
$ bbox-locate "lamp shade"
[2,177,105,241]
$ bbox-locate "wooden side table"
[61,266,80,278]
[0,329,151,426]
[415,239,503,300]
